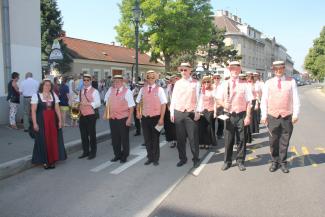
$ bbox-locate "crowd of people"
[6,59,300,173]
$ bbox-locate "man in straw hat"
[215,61,253,171]
[260,60,300,173]
[104,74,135,163]
[78,74,101,160]
[170,63,201,168]
[136,70,167,166]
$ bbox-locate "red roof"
[61,37,164,67]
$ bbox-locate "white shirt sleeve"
[91,89,101,109]
[31,93,38,104]
[158,87,168,104]
[215,82,226,100]
[292,79,300,118]
[125,89,136,108]
[245,84,254,102]
[135,88,143,104]
[170,82,179,117]
[53,93,60,103]
[260,80,269,120]
[104,87,112,105]
[197,93,204,112]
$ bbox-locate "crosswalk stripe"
[288,146,304,166]
[192,152,215,177]
[301,146,317,167]
[90,161,114,172]
[110,154,146,175]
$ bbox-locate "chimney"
[238,17,242,23]
[111,41,115,46]
[233,15,238,22]
[224,10,229,16]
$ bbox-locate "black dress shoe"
[237,162,246,171]
[134,132,141,136]
[78,153,89,159]
[176,160,187,167]
[144,160,152,165]
[153,162,159,166]
[141,143,146,146]
[221,163,232,171]
[280,164,290,173]
[193,160,200,168]
[43,164,50,170]
[87,154,96,160]
[49,164,56,169]
[110,157,120,162]
[120,158,127,163]
[269,163,279,172]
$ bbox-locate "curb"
[0,130,111,180]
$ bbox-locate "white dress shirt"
[76,86,101,109]
[104,86,135,108]
[260,76,300,119]
[31,92,60,104]
[214,78,253,102]
[135,84,167,104]
[19,78,39,97]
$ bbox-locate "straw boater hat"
[113,74,123,79]
[201,75,212,83]
[164,75,171,82]
[272,60,285,67]
[239,72,246,78]
[253,72,259,76]
[83,73,92,78]
[145,70,159,80]
[180,62,192,68]
[228,61,241,66]
[136,81,144,86]
[246,71,253,76]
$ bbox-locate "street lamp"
[132,0,142,84]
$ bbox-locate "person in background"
[212,72,224,139]
[20,72,39,132]
[132,81,144,136]
[59,77,70,127]
[7,72,20,129]
[92,75,99,90]
[53,77,60,96]
[31,79,66,169]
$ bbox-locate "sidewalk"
[0,107,112,180]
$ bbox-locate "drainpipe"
[2,0,12,86]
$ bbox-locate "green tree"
[304,26,325,80]
[115,0,214,72]
[41,0,72,74]
[199,26,241,70]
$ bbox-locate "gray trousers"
[23,97,31,130]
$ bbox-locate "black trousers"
[164,108,176,142]
[109,117,130,160]
[134,107,141,134]
[216,107,224,137]
[79,114,97,155]
[174,110,199,162]
[142,115,160,162]
[224,112,247,163]
[250,100,260,134]
[267,115,293,164]
[199,110,217,146]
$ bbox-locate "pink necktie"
[232,79,236,89]
[278,78,281,89]
[116,89,119,96]
[149,86,152,93]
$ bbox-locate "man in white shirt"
[260,61,300,173]
[19,72,39,132]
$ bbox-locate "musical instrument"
[103,100,110,120]
[70,102,80,120]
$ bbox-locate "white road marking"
[90,161,114,173]
[191,152,215,176]
[110,141,168,175]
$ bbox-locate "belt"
[24,96,32,98]
[227,111,246,116]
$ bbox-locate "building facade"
[61,37,164,81]
[0,0,42,124]
[214,10,294,80]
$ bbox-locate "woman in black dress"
[31,79,66,169]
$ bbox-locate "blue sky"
[57,0,325,71]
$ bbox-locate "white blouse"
[31,92,60,104]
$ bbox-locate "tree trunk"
[164,54,171,72]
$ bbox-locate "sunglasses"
[180,69,188,72]
[147,77,155,79]
[213,77,220,79]
[83,79,90,82]
[202,81,211,84]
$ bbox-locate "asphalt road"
[150,85,325,217]
[1,85,324,217]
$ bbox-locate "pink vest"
[225,80,248,113]
[142,86,161,117]
[80,87,95,116]
[109,87,129,119]
[267,77,293,118]
[202,89,215,111]
[174,78,198,112]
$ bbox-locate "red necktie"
[84,88,87,95]
[116,89,119,96]
[278,78,281,89]
[149,86,152,93]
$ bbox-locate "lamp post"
[132,0,142,84]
